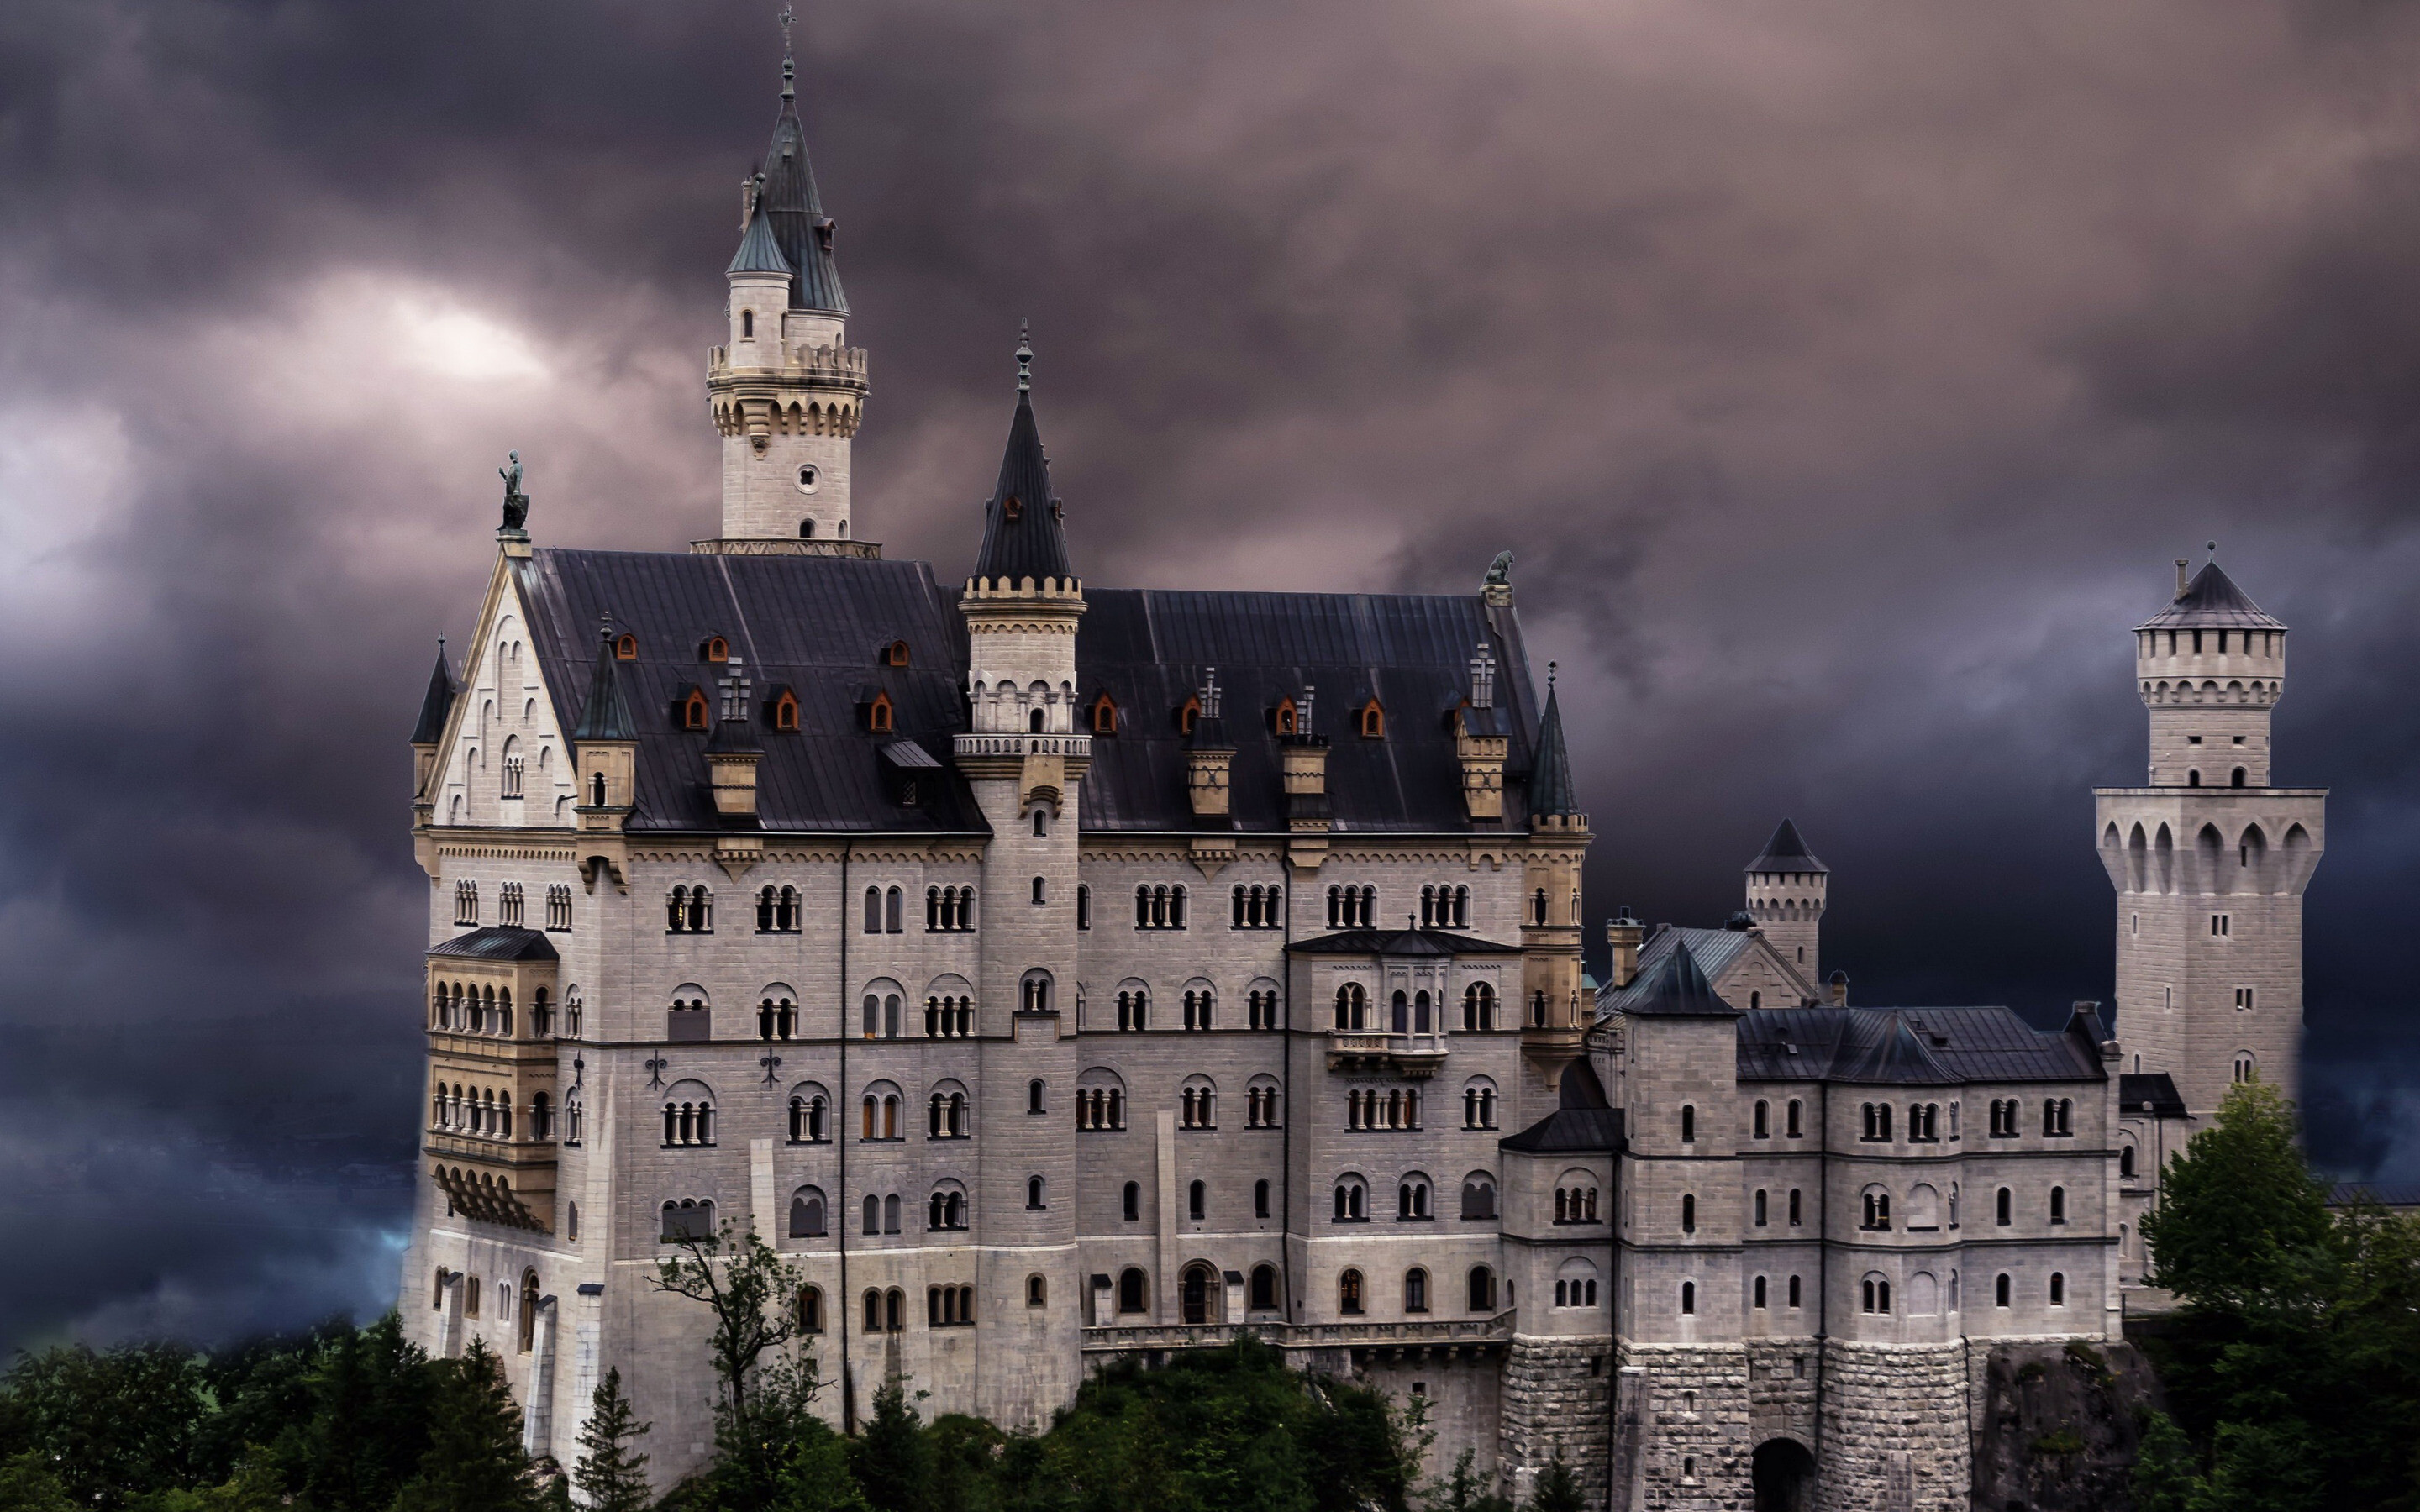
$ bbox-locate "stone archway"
[1181,1263,1220,1326]
[1753,1438,1815,1512]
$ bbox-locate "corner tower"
[2096,554,2325,1118]
[704,44,871,549]
[1744,818,1826,979]
[1518,670,1592,1084]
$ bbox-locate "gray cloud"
[2,0,2417,1348]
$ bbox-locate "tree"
[572,1368,652,1512]
[653,1220,822,1508]
[2143,1083,2333,1315]
[295,1312,436,1512]
[1523,1456,1584,1512]
[850,1382,932,1512]
[0,1342,212,1509]
[0,1452,77,1512]
[391,1340,542,1512]
[1427,1450,1513,1512]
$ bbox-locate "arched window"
[1861,1187,1891,1231]
[1188,1179,1207,1221]
[1251,1265,1280,1311]
[1754,1275,1768,1309]
[1996,1273,2012,1307]
[1788,1275,1802,1309]
[2050,1272,2067,1306]
[1996,1187,2012,1226]
[883,639,911,669]
[797,1285,823,1333]
[1754,1189,1768,1226]
[1027,1176,1045,1210]
[1118,1268,1147,1314]
[660,1198,716,1242]
[1861,1275,1891,1314]
[1404,1267,1428,1312]
[1462,982,1496,1032]
[867,691,894,733]
[1333,1176,1367,1221]
[1339,1269,1365,1315]
[1679,1280,1695,1315]
[1091,694,1118,734]
[1255,1178,1271,1217]
[679,688,710,730]
[1754,1100,1770,1139]
[789,1187,827,1238]
[1358,700,1385,738]
[2049,1186,2067,1224]
[1021,969,1054,1014]
[1786,1099,1803,1137]
[1123,1182,1140,1221]
[1397,1176,1432,1220]
[613,633,638,660]
[1467,1266,1497,1312]
[1681,1194,1697,1233]
[1028,1274,1048,1307]
[1681,1105,1697,1143]
[1028,1078,1046,1115]
[2119,1143,2137,1179]
[771,690,799,731]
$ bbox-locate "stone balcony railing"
[1327,1030,1451,1078]
[1081,1310,1514,1354]
[952,732,1093,761]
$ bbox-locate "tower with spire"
[1744,818,1826,979]
[1518,665,1592,1082]
[703,36,871,549]
[2096,551,2325,1119]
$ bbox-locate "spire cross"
[1017,318,1034,394]
[779,4,797,96]
[780,3,796,55]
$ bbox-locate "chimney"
[2175,558,2191,599]
[1281,682,1330,830]
[1457,643,1508,821]
[705,657,763,819]
[1606,909,1643,990]
[1828,969,1849,1008]
[1185,668,1234,821]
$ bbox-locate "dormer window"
[1274,698,1299,737]
[1002,494,1023,522]
[702,636,730,663]
[881,640,910,669]
[1358,699,1386,738]
[678,688,710,731]
[1178,696,1200,737]
[867,691,894,733]
[614,633,638,661]
[1092,694,1118,735]
[771,690,801,732]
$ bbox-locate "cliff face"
[1970,1340,2165,1512]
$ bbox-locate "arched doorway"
[1181,1263,1218,1325]
[1753,1438,1815,1512]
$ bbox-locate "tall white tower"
[703,46,870,549]
[2096,555,2325,1118]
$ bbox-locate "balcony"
[952,732,1093,760]
[1083,1310,1513,1356]
[1327,1031,1450,1078]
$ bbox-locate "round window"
[796,464,820,494]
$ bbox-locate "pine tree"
[571,1368,652,1512]
[850,1381,932,1512]
[1523,1455,1584,1512]
[298,1312,434,1512]
[391,1340,541,1512]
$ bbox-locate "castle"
[397,44,2325,1512]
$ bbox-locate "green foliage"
[851,1381,933,1512]
[1425,1450,1512,1512]
[392,1339,543,1512]
[572,1368,653,1512]
[295,1311,437,1511]
[0,1452,78,1512]
[2029,1429,2085,1457]
[1522,1456,1584,1512]
[0,1341,212,1509]
[654,1219,818,1507]
[2136,1084,2420,1512]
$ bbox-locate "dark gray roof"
[1747,818,1825,874]
[514,549,1549,837]
[2138,561,2284,632]
[1733,1006,2105,1085]
[971,384,1073,585]
[568,628,638,743]
[1528,681,1579,816]
[1499,1106,1625,1154]
[1076,589,1544,832]
[1598,926,1765,1016]
[1289,927,1523,957]
[2332,1182,2420,1210]
[428,926,560,962]
[411,643,457,744]
[2118,1073,2188,1118]
[1610,936,1740,1018]
[727,197,792,276]
[755,57,846,313]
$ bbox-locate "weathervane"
[1017,318,1034,394]
[780,3,796,55]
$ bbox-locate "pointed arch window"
[1273,698,1299,736]
[1358,699,1386,738]
[1177,695,1201,736]
[1091,693,1119,734]
[678,688,710,731]
[866,691,894,733]
[771,690,800,732]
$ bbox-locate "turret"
[702,46,871,550]
[2134,551,2286,788]
[1520,668,1591,1074]
[1744,818,1826,979]
[411,640,457,811]
[570,627,638,832]
[1455,642,1509,822]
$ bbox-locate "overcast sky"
[2,0,2416,1351]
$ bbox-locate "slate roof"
[1611,936,1740,1018]
[2138,561,2285,632]
[2118,1073,2188,1118]
[727,197,792,276]
[516,549,1546,836]
[1597,926,1768,1015]
[411,643,457,744]
[1499,1107,1625,1153]
[568,628,638,743]
[1733,1005,2106,1085]
[428,926,560,962]
[971,378,1074,585]
[1528,681,1579,816]
[2332,1182,2420,1210]
[755,56,847,313]
[1289,927,1524,957]
[1747,818,1826,874]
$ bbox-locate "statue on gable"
[499,450,530,535]
[1484,550,1514,587]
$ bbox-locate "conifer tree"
[391,1340,541,1512]
[571,1368,652,1512]
[850,1381,932,1512]
[1523,1455,1584,1512]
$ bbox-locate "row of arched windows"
[1346,1088,1420,1131]
[1135,885,1189,930]
[431,1080,550,1142]
[666,885,712,932]
[1326,885,1377,928]
[755,886,800,932]
[1859,1101,1957,1142]
[926,887,974,932]
[1418,885,1471,928]
[432,979,546,1038]
[1231,885,1283,928]
[1330,1172,1497,1221]
[1335,1265,1502,1317]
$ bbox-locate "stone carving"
[1484,549,1514,586]
[499,451,529,534]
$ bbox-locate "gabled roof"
[568,628,637,743]
[1733,1006,2106,1085]
[1613,936,1740,1018]
[1747,818,1825,874]
[971,358,1074,585]
[410,643,457,744]
[1528,680,1579,816]
[2138,561,2285,632]
[755,55,846,313]
[427,926,560,962]
[2118,1073,2187,1118]
[1499,1106,1624,1153]
[727,197,792,276]
[1288,927,1524,957]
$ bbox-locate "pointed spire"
[1627,937,1740,1017]
[2137,558,2285,632]
[570,623,637,742]
[1747,819,1826,874]
[728,182,793,276]
[1528,662,1579,817]
[971,328,1075,585]
[410,640,456,743]
[754,19,846,313]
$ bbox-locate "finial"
[2207,539,2217,558]
[1548,659,1558,689]
[1017,318,1033,394]
[779,4,797,97]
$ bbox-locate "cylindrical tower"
[1743,819,1826,982]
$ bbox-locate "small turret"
[411,640,457,806]
[571,626,638,832]
[1744,818,1827,978]
[2133,549,2286,788]
[1519,664,1591,1078]
[971,327,1076,591]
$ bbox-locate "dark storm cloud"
[3,0,2418,1347]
